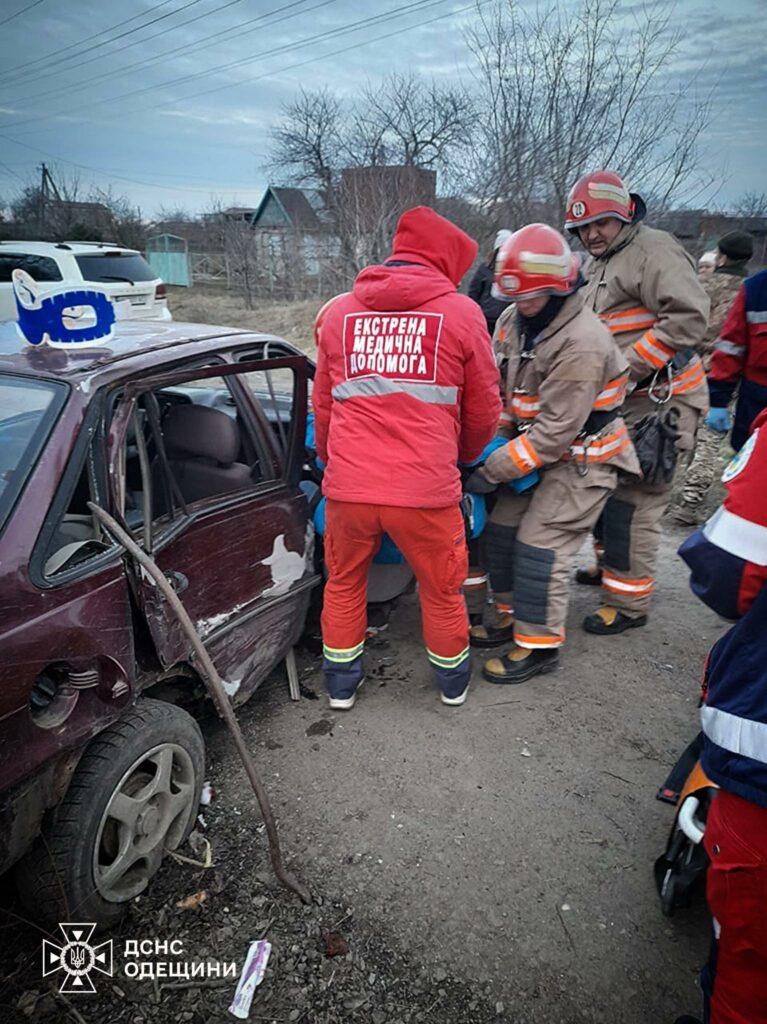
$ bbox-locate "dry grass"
[167,285,321,356]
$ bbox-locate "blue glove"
[463,435,509,468]
[706,407,731,433]
[510,470,540,493]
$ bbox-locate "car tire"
[15,698,204,930]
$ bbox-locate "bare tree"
[734,192,767,220]
[464,0,715,226]
[271,88,345,197]
[270,75,474,281]
[222,217,261,308]
[9,167,146,247]
[355,73,473,171]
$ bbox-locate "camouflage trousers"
[673,426,732,525]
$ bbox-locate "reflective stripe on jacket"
[581,222,710,410]
[678,409,767,808]
[488,291,640,479]
[709,269,767,407]
[313,206,501,508]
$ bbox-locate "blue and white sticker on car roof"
[13,268,122,349]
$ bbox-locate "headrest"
[163,404,241,465]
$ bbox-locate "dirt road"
[203,524,717,1024]
[0,526,718,1024]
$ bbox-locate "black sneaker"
[672,1017,702,1024]
[583,607,647,635]
[575,566,602,586]
[482,647,559,684]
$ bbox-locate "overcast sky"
[0,0,764,218]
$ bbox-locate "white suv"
[0,240,172,323]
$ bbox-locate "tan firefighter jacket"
[581,222,710,410]
[483,291,641,482]
[701,268,746,365]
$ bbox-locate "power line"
[1,0,454,132]
[7,0,251,93]
[0,0,483,192]
[0,133,262,193]
[0,0,46,29]
[6,0,325,104]
[0,159,26,183]
[0,0,209,87]
[0,1,178,81]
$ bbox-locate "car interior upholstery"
[150,403,254,512]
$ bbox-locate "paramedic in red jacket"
[313,206,501,710]
[676,408,767,1024]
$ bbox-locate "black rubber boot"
[575,566,602,586]
[482,647,560,684]
[583,607,648,635]
[469,621,516,648]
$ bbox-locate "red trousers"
[321,500,469,696]
[704,789,767,1024]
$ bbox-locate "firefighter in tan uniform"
[565,170,710,634]
[472,224,640,684]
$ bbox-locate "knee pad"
[513,540,555,625]
[481,523,517,594]
[601,497,634,571]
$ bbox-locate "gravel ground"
[0,525,718,1024]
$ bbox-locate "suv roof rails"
[63,240,123,248]
[55,242,72,250]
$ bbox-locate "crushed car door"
[108,357,318,702]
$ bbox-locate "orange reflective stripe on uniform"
[632,330,676,369]
[601,307,657,334]
[670,358,705,395]
[508,434,543,473]
[510,392,540,418]
[602,570,655,596]
[593,371,630,410]
[515,631,565,649]
[564,423,631,464]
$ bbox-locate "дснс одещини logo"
[42,923,113,994]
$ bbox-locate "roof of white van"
[0,240,139,255]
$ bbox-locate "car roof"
[0,240,139,256]
[0,318,303,383]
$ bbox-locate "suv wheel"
[16,698,204,929]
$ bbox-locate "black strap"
[581,407,620,434]
[671,347,696,371]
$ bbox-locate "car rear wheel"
[15,698,204,930]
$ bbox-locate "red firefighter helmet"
[564,170,644,232]
[492,223,578,300]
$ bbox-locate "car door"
[108,355,318,704]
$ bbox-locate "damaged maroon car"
[0,319,318,927]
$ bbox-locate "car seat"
[152,404,254,510]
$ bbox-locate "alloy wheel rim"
[93,742,196,902]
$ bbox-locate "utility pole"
[38,162,62,237]
[38,162,45,235]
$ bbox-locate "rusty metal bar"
[87,501,311,905]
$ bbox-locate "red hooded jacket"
[313,206,501,508]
